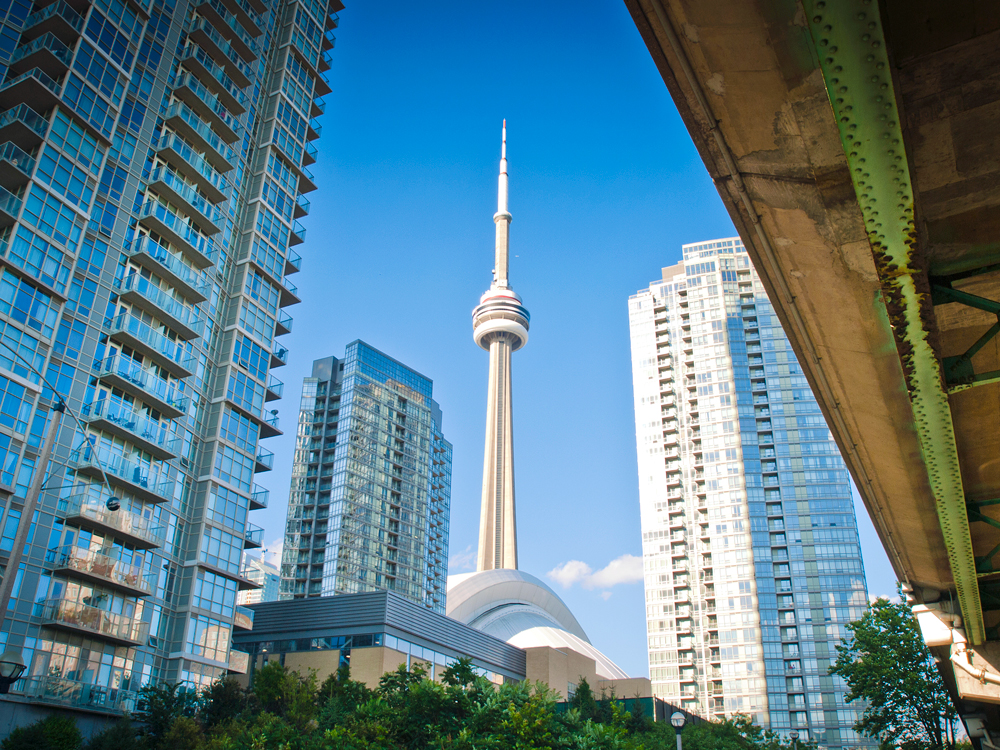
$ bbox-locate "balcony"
[138,197,217,268]
[39,598,149,646]
[172,71,240,143]
[189,18,252,86]
[82,399,180,460]
[284,250,302,278]
[233,604,254,630]
[279,276,300,307]
[219,0,262,36]
[179,44,247,114]
[270,344,288,368]
[125,235,211,303]
[250,484,268,509]
[275,310,292,336]
[0,103,49,151]
[20,1,84,45]
[155,130,228,204]
[9,33,72,80]
[306,118,322,141]
[0,184,20,227]
[289,219,305,245]
[196,0,259,60]
[61,494,163,549]
[0,140,34,191]
[164,101,235,171]
[259,408,280,438]
[302,140,316,166]
[93,354,188,418]
[19,675,138,715]
[227,649,249,674]
[244,523,263,548]
[255,445,274,472]
[45,544,154,596]
[0,68,62,112]
[115,272,204,340]
[265,374,283,401]
[106,312,196,378]
[74,448,174,505]
[293,194,309,219]
[147,165,223,234]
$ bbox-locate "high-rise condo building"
[628,238,870,749]
[279,343,452,613]
[0,0,340,717]
[238,554,279,605]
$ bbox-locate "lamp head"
[790,731,800,740]
[0,648,26,693]
[106,497,121,512]
[670,711,686,729]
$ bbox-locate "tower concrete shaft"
[472,121,530,571]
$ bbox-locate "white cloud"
[449,545,476,573]
[547,554,643,591]
[262,538,284,567]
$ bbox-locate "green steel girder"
[929,284,1000,389]
[803,0,985,644]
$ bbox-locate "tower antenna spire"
[472,123,530,571]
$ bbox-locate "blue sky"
[254,0,897,678]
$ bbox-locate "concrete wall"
[0,700,120,741]
[523,646,598,700]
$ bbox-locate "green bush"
[1,714,82,750]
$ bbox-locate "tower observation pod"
[472,121,530,572]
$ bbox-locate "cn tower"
[472,121,530,572]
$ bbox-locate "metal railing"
[156,131,228,196]
[18,675,138,713]
[82,398,180,455]
[39,598,149,643]
[23,1,85,34]
[93,353,188,414]
[116,273,204,336]
[138,199,216,261]
[75,447,174,502]
[62,494,164,547]
[126,235,211,299]
[46,544,155,594]
[165,100,234,163]
[148,165,223,226]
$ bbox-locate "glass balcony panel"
[255,446,274,472]
[93,353,187,418]
[189,18,252,86]
[293,194,309,218]
[196,0,258,59]
[171,71,240,143]
[18,675,139,714]
[218,0,263,36]
[20,1,84,45]
[250,484,268,509]
[39,597,149,645]
[179,44,247,114]
[105,312,196,378]
[0,68,62,113]
[278,276,299,307]
[264,374,283,401]
[0,103,49,151]
[45,544,155,596]
[244,523,263,548]
[115,272,204,340]
[155,131,228,205]
[163,101,235,171]
[275,310,292,335]
[302,140,317,166]
[82,398,181,460]
[270,344,289,367]
[137,198,217,268]
[289,219,305,245]
[73,447,174,504]
[233,605,254,630]
[125,235,211,303]
[147,165,223,234]
[61,493,163,549]
[284,248,302,274]
[0,140,34,192]
[9,33,72,79]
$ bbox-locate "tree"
[135,682,199,750]
[82,718,139,750]
[199,675,252,729]
[568,677,597,721]
[1,715,82,750]
[252,661,319,729]
[831,596,956,748]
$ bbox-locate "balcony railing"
[116,272,204,339]
[250,484,268,509]
[244,523,263,548]
[172,71,240,141]
[164,100,235,170]
[233,604,254,630]
[265,374,283,400]
[125,235,211,302]
[61,494,163,549]
[40,597,149,645]
[179,43,248,113]
[289,219,305,245]
[275,310,292,335]
[284,248,302,274]
[106,312,195,377]
[18,675,139,714]
[93,354,187,418]
[45,544,155,596]
[271,344,288,367]
[74,447,174,504]
[199,0,259,58]
[82,399,180,459]
[189,18,252,85]
[138,198,216,267]
[21,1,84,42]
[0,67,63,111]
[255,446,274,471]
[155,130,228,204]
[9,33,72,76]
[0,103,49,150]
[148,165,223,233]
[0,139,35,184]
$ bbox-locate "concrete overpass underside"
[623,0,1000,741]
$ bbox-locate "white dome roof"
[446,569,628,681]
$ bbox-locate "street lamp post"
[671,711,686,750]
[790,730,799,750]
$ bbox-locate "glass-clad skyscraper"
[0,0,339,716]
[280,342,452,613]
[628,238,871,749]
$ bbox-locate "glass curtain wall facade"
[628,237,870,749]
[0,0,340,714]
[280,342,452,613]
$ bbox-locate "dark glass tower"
[280,342,452,613]
[0,0,340,714]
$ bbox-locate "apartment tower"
[279,344,452,613]
[628,238,870,749]
[0,0,339,717]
